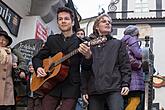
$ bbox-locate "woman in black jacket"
[78,14,132,110]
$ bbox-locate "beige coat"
[0,48,15,105]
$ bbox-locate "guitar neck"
[57,49,79,65]
[53,36,107,66]
[153,75,165,81]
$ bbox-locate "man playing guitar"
[32,7,83,110]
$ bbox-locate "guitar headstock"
[87,36,107,46]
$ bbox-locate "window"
[135,0,149,13]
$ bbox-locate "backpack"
[123,37,142,71]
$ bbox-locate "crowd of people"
[0,6,146,110]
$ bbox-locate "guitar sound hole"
[44,72,52,79]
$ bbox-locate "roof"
[113,17,165,25]
[81,16,165,25]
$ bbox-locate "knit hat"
[28,61,33,67]
[124,25,139,36]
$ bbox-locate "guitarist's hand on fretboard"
[78,43,92,59]
[37,67,47,77]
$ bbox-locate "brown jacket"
[0,48,15,105]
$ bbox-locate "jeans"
[75,98,88,110]
[89,92,124,110]
[41,94,77,110]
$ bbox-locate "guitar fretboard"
[56,49,79,65]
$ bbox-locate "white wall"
[151,27,165,108]
[154,87,165,108]
[152,27,165,74]
[15,16,38,44]
[46,15,61,34]
[80,19,95,36]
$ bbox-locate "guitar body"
[30,52,69,95]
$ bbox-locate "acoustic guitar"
[30,37,107,95]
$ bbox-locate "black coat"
[81,36,132,95]
[32,33,82,98]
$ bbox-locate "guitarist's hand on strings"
[78,43,92,59]
[37,67,47,77]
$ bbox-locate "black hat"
[0,30,12,46]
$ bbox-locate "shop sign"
[0,1,22,36]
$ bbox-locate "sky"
[72,0,111,19]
